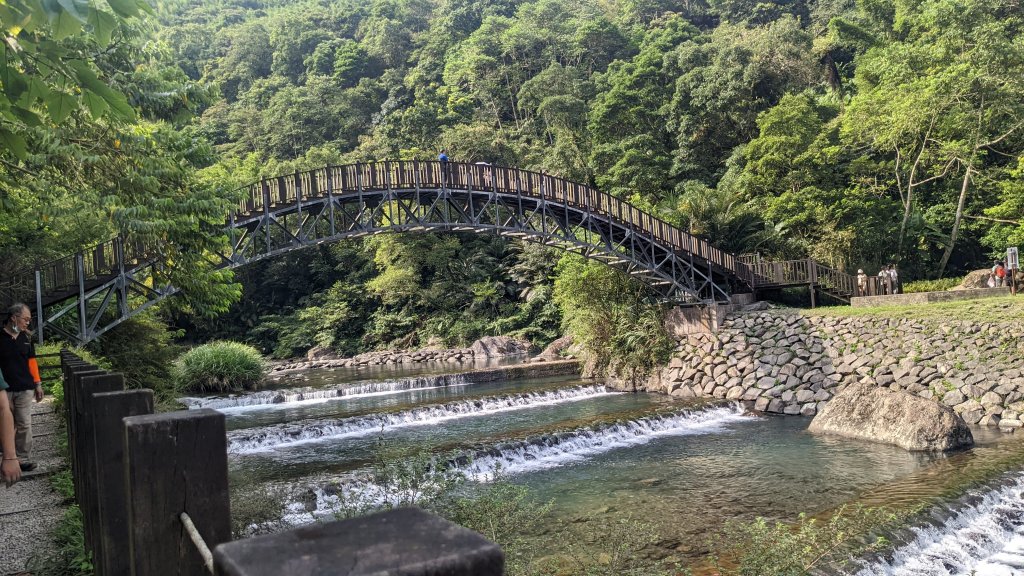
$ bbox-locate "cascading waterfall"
[278,402,753,522]
[460,403,751,481]
[853,472,1024,576]
[228,385,620,453]
[180,373,470,411]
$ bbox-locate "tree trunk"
[936,165,972,277]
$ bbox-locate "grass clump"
[172,341,266,393]
[706,505,904,576]
[902,276,963,293]
[804,296,1024,323]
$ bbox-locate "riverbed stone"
[808,382,973,451]
[980,391,1003,407]
[671,385,696,398]
[942,390,966,406]
[979,413,1001,427]
[1000,419,1023,431]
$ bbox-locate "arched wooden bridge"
[0,161,857,344]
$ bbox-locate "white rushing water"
[462,402,752,481]
[854,473,1024,576]
[180,373,470,411]
[227,385,620,453]
[279,403,754,523]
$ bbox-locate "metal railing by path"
[4,161,762,344]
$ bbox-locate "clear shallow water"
[203,363,1024,571]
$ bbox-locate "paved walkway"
[0,399,68,575]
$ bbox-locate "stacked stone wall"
[637,310,1024,430]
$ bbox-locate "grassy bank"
[802,295,1024,323]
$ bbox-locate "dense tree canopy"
[4,0,1024,358]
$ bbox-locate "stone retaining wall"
[633,309,1024,430]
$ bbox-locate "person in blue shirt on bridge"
[439,150,450,186]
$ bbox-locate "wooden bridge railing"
[59,351,504,576]
[8,161,756,322]
[234,161,751,287]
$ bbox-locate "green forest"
[3,0,1023,364]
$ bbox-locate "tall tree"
[842,0,1024,275]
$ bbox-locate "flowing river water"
[183,360,1024,574]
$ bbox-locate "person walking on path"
[0,303,43,472]
[0,372,22,485]
[856,269,867,296]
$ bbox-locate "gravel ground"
[0,399,68,576]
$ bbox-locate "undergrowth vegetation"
[172,341,266,393]
[902,277,964,293]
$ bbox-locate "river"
[182,360,1024,574]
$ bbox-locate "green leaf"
[69,60,136,121]
[104,0,139,19]
[22,76,49,105]
[1,46,28,102]
[45,90,77,123]
[0,128,28,159]
[11,104,42,127]
[81,90,109,118]
[51,8,84,39]
[86,8,117,45]
[56,0,89,23]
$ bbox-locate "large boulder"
[532,335,573,362]
[808,382,973,451]
[306,345,339,361]
[469,336,532,358]
[954,269,995,290]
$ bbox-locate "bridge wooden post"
[262,180,271,252]
[115,235,128,318]
[356,162,364,222]
[808,258,817,308]
[34,268,43,345]
[76,252,87,343]
[294,171,303,241]
[327,167,336,236]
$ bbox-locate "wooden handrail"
[232,161,743,279]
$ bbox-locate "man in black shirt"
[0,303,43,471]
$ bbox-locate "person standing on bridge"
[439,149,450,187]
[0,372,22,485]
[0,303,43,472]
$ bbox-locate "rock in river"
[807,382,973,451]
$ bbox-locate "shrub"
[172,341,266,393]
[902,276,963,293]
